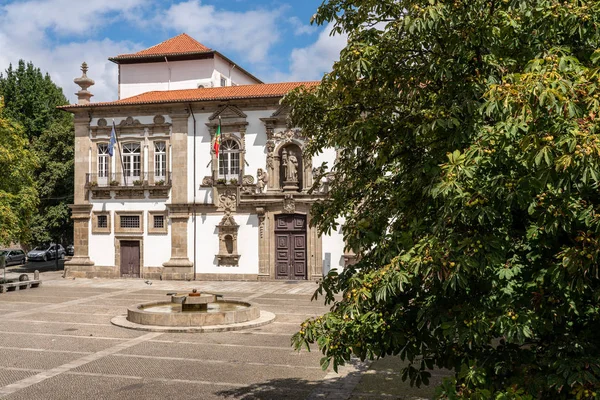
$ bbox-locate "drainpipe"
[189,104,197,280]
[165,57,171,91]
[228,64,236,85]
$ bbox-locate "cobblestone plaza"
[0,273,368,399]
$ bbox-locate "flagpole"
[112,120,127,186]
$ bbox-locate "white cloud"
[0,1,346,103]
[1,0,145,38]
[287,16,318,36]
[160,0,282,64]
[0,0,142,102]
[279,22,347,82]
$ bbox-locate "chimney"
[74,62,95,105]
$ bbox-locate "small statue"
[286,151,298,182]
[256,168,269,193]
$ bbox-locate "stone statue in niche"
[256,168,269,193]
[282,148,298,182]
[282,148,300,191]
[287,151,298,182]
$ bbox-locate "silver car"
[27,244,65,262]
[0,249,26,266]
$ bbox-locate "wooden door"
[275,215,307,280]
[120,241,140,278]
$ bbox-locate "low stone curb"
[0,279,42,293]
[110,310,276,333]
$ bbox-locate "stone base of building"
[64,265,117,279]
[195,273,258,281]
[64,266,321,281]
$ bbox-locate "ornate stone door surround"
[258,197,323,280]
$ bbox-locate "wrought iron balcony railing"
[86,172,172,188]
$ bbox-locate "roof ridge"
[115,33,212,58]
[60,81,320,109]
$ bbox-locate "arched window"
[154,141,166,180]
[218,139,240,181]
[123,143,141,182]
[98,143,109,183]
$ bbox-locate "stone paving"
[0,272,369,399]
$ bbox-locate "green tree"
[0,60,73,246]
[286,0,600,398]
[0,100,38,245]
[0,60,70,140]
[30,120,74,244]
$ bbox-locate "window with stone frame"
[218,139,241,181]
[154,141,166,181]
[97,143,109,183]
[122,142,141,180]
[115,211,144,234]
[92,211,111,234]
[148,211,168,234]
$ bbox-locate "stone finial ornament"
[74,62,95,105]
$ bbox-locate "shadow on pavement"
[7,259,66,273]
[216,373,362,400]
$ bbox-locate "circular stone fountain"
[111,289,275,333]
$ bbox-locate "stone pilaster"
[64,204,94,276]
[169,113,190,203]
[162,112,193,278]
[73,112,91,204]
[256,207,269,277]
[162,204,193,279]
[65,111,94,278]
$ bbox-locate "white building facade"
[62,34,349,281]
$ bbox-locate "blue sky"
[0,0,347,102]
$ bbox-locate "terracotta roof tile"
[112,33,211,60]
[60,81,319,109]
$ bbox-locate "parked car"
[66,244,74,256]
[26,244,66,262]
[0,249,26,266]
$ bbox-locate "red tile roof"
[111,33,212,61]
[60,81,319,109]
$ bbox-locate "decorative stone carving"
[115,188,145,199]
[242,175,254,185]
[91,116,171,138]
[216,192,240,267]
[283,194,295,214]
[90,189,111,199]
[209,105,248,121]
[201,176,213,187]
[73,62,95,105]
[256,207,266,239]
[256,169,268,193]
[274,128,303,144]
[217,189,237,212]
[120,116,141,126]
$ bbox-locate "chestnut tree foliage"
[285,0,600,398]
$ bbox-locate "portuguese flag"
[214,117,221,157]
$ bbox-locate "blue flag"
[108,125,116,157]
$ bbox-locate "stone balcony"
[86,172,172,199]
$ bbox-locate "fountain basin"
[126,300,260,327]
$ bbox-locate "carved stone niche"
[216,213,240,267]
